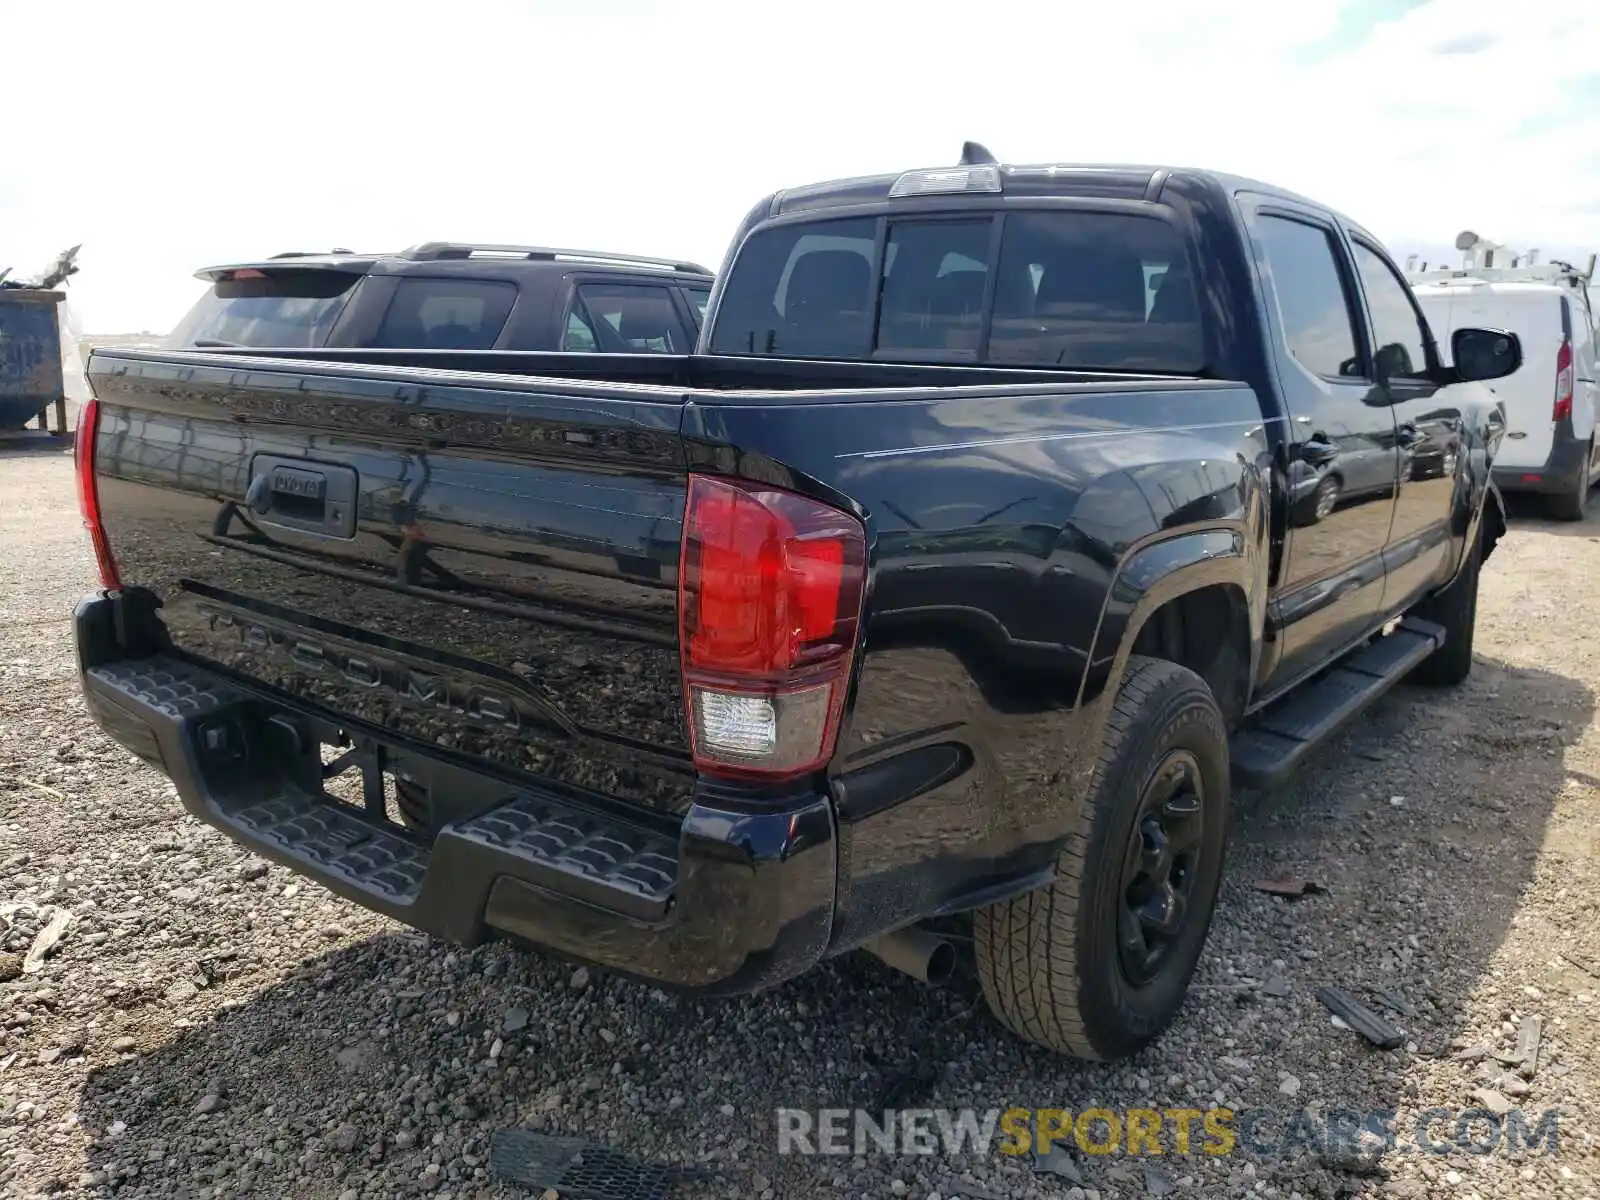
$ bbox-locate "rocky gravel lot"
[3,448,1600,1199]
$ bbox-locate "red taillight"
[1555,340,1574,422]
[678,474,866,780]
[73,398,122,590]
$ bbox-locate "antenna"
[959,141,997,166]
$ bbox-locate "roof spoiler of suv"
[401,243,713,275]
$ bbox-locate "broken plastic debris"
[1315,986,1404,1049]
[1254,875,1325,899]
[1031,1143,1082,1181]
[23,908,74,974]
[1517,1016,1543,1079]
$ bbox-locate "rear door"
[1241,199,1399,692]
[1346,237,1464,611]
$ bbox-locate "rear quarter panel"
[683,379,1272,948]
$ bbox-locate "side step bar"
[1230,618,1445,788]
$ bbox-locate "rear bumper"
[1491,420,1588,495]
[73,595,836,995]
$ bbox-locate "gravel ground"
[3,447,1600,1200]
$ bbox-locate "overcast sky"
[4,0,1597,334]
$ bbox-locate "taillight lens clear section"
[679,474,866,780]
[73,398,122,590]
[1555,340,1574,422]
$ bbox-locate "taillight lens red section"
[679,474,866,780]
[1555,340,1574,422]
[73,398,122,590]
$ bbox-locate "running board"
[1230,618,1445,789]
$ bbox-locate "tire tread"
[975,656,1218,1059]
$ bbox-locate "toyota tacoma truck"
[72,146,1518,1061]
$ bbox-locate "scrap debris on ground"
[2,451,1600,1198]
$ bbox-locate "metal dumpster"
[0,288,67,433]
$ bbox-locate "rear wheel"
[1547,440,1593,521]
[974,657,1229,1060]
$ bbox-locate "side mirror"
[1452,327,1522,383]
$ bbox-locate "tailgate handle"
[245,455,358,540]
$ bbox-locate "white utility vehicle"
[1408,234,1598,519]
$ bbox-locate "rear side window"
[562,283,691,353]
[1254,216,1360,379]
[165,269,360,349]
[374,279,516,349]
[709,212,1203,372]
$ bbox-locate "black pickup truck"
[73,147,1519,1061]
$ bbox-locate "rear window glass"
[374,279,517,349]
[709,212,1203,372]
[988,213,1202,371]
[165,269,359,349]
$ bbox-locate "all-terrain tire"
[974,656,1230,1060]
[1409,527,1480,686]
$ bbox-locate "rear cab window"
[165,268,361,349]
[708,210,1204,372]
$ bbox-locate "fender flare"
[1078,525,1262,722]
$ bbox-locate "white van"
[1411,268,1600,519]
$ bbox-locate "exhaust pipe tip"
[864,927,957,986]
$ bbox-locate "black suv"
[164,243,714,354]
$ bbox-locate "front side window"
[373,279,516,350]
[709,211,1203,372]
[1352,241,1431,381]
[1254,216,1361,379]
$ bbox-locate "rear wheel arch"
[1128,583,1253,729]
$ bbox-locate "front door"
[1346,237,1464,613]
[1244,203,1399,693]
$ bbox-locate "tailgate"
[85,350,694,817]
